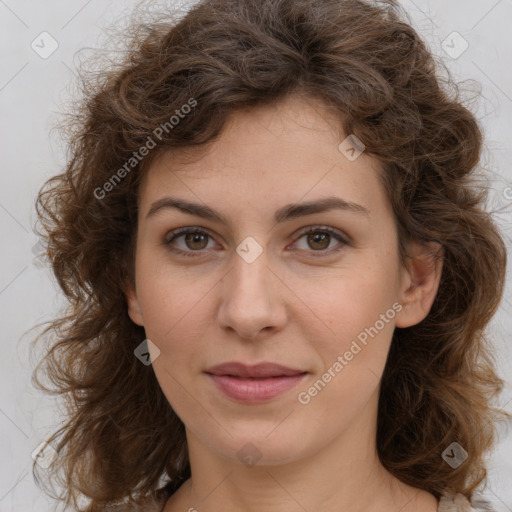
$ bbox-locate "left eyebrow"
[145,195,370,223]
[274,196,370,223]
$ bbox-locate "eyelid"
[293,225,349,243]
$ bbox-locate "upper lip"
[204,362,307,378]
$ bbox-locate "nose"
[217,246,288,341]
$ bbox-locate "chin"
[203,426,312,467]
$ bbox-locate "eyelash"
[163,226,349,258]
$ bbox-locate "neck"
[164,391,438,512]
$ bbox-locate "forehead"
[138,94,387,218]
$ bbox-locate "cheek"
[137,276,209,346]
[303,256,399,347]
[293,267,399,420]
[134,266,212,416]
[297,274,397,419]
[133,240,211,337]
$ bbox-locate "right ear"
[124,280,144,326]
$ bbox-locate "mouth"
[204,362,308,403]
[204,361,306,378]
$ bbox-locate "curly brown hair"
[31,0,509,510]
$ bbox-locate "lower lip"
[206,373,307,403]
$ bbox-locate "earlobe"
[124,280,144,326]
[395,240,444,328]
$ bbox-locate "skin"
[125,93,443,512]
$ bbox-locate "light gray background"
[1,1,511,511]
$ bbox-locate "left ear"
[395,239,444,328]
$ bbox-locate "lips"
[204,362,308,403]
[204,362,306,378]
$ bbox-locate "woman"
[32,0,509,511]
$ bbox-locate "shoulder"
[438,490,497,512]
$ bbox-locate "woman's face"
[126,94,438,467]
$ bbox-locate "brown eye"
[306,232,331,250]
[292,226,348,255]
[164,228,216,257]
[183,232,209,250]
